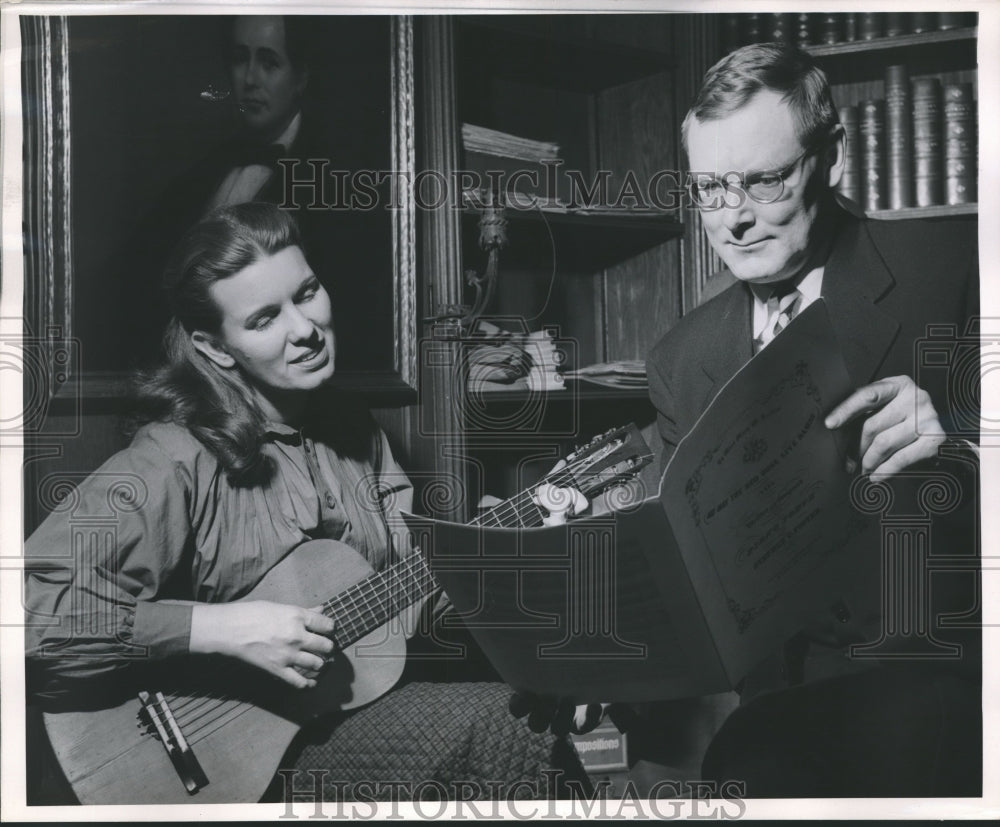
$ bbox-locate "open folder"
[401,300,878,703]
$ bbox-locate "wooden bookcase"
[716,14,978,220]
[422,15,695,510]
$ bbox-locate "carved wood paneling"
[673,16,723,314]
[412,16,471,522]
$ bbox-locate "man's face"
[229,16,306,143]
[686,90,833,285]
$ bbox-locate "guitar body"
[41,423,653,805]
[44,540,410,804]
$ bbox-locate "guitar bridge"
[138,690,210,795]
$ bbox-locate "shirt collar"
[263,419,303,443]
[751,265,825,338]
[276,111,302,151]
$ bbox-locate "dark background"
[65,15,393,374]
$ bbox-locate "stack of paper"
[462,123,560,162]
[564,360,647,389]
[465,322,567,393]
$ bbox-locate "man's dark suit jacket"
[647,202,980,695]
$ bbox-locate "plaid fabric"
[281,681,586,801]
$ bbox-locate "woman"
[25,203,580,804]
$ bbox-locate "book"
[859,100,885,212]
[885,13,907,37]
[937,12,973,30]
[819,14,840,44]
[842,13,858,41]
[908,12,935,33]
[794,13,814,47]
[837,105,862,204]
[859,13,883,40]
[740,13,763,45]
[766,13,794,43]
[912,78,943,207]
[944,83,977,205]
[564,360,648,389]
[403,301,884,703]
[885,65,914,209]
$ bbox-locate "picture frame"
[19,13,417,411]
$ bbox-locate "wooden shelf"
[462,205,683,271]
[462,381,655,441]
[803,27,977,84]
[805,27,977,59]
[867,203,977,221]
[456,18,674,93]
[469,382,651,404]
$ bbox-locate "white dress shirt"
[203,112,302,215]
[750,265,825,348]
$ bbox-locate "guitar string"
[174,565,440,741]
[322,555,426,624]
[141,441,632,747]
[148,494,549,746]
[150,562,427,741]
[326,561,434,644]
[166,563,430,739]
[175,697,246,739]
[334,577,434,646]
[468,439,629,526]
[188,702,259,747]
[471,469,578,526]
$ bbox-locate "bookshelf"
[718,13,978,219]
[457,18,675,92]
[426,14,686,517]
[460,206,684,271]
[452,20,683,386]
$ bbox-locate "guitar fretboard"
[323,553,436,647]
[320,424,647,646]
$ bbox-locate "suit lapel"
[696,282,754,408]
[821,214,900,389]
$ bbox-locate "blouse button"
[325,493,337,508]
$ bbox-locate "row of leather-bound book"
[721,12,976,52]
[838,67,976,211]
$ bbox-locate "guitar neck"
[322,472,553,643]
[470,463,596,528]
[324,423,651,645]
[471,490,545,528]
[322,553,436,648]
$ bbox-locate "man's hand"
[190,601,336,690]
[508,691,636,736]
[825,375,945,478]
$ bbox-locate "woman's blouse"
[25,410,413,701]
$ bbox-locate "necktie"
[755,282,802,352]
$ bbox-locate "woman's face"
[193,245,335,418]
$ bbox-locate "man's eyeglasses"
[688,145,817,210]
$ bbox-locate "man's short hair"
[681,42,839,156]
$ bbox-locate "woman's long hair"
[131,203,302,483]
[131,203,396,566]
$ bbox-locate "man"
[201,14,311,212]
[645,42,980,797]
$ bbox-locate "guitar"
[43,424,652,804]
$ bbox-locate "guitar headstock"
[548,423,655,501]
